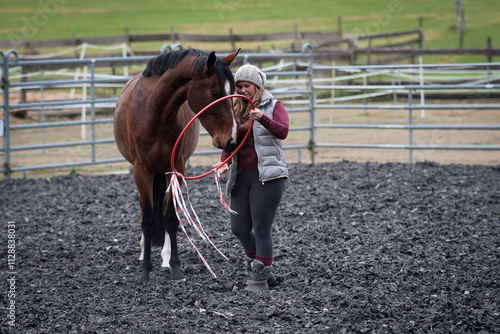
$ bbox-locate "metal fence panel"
[1,45,499,177]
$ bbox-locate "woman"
[214,64,289,291]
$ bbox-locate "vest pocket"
[273,139,284,161]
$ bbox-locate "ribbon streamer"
[167,172,230,278]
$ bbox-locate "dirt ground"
[1,161,499,333]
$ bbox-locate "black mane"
[142,49,235,93]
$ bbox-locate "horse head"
[186,49,240,153]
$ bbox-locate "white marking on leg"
[138,233,145,261]
[161,234,171,268]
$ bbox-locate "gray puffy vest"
[226,90,288,194]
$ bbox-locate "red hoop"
[170,94,255,180]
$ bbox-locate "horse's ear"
[221,48,241,66]
[207,51,217,72]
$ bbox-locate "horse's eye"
[210,88,220,99]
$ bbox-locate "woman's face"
[236,81,257,99]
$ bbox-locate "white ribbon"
[166,171,231,278]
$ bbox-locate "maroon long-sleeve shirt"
[221,101,289,170]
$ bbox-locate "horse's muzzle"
[224,138,237,153]
[214,137,237,153]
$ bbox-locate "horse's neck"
[149,68,191,125]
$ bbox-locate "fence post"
[419,56,425,119]
[408,89,413,166]
[90,59,96,163]
[0,51,5,175]
[293,22,300,52]
[72,32,79,58]
[331,60,336,111]
[302,43,316,164]
[362,66,368,115]
[170,26,177,44]
[309,88,316,164]
[1,50,18,177]
[20,65,27,104]
[487,37,492,62]
[229,28,236,51]
[40,70,45,151]
[124,27,131,45]
[366,36,372,65]
[418,17,424,49]
[390,69,400,124]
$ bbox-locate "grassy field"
[0,0,499,63]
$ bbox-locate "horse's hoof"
[171,268,184,281]
[139,271,150,283]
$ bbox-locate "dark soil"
[1,161,499,334]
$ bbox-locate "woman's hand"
[250,108,263,121]
[213,161,230,178]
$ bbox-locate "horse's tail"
[151,173,167,247]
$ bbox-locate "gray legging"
[230,170,287,258]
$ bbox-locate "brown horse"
[113,48,240,282]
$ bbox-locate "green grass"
[0,0,499,63]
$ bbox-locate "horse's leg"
[133,164,155,282]
[139,205,155,282]
[165,192,184,280]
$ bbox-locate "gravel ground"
[1,161,499,333]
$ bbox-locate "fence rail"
[1,44,499,177]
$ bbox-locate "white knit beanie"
[234,64,266,88]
